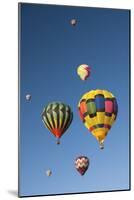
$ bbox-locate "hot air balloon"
[26,94,31,101]
[46,169,52,177]
[70,19,77,26]
[77,64,91,81]
[42,102,73,144]
[75,156,89,176]
[78,89,118,149]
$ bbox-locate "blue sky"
[19,3,130,197]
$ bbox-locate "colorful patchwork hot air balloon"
[77,64,91,81]
[42,102,73,144]
[78,89,118,149]
[75,156,89,176]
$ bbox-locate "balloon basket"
[99,141,104,150]
[56,138,60,145]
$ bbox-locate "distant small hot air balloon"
[42,102,73,144]
[70,19,77,26]
[77,64,91,81]
[78,89,118,149]
[46,169,52,177]
[26,94,31,101]
[75,156,89,176]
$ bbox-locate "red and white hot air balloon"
[75,156,89,176]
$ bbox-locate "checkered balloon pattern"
[78,89,118,148]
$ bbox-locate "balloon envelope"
[46,169,52,176]
[70,19,77,26]
[26,94,31,101]
[77,64,91,80]
[75,156,89,175]
[42,102,73,143]
[78,89,118,149]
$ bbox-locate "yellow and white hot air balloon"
[77,64,91,81]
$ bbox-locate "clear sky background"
[19,3,130,197]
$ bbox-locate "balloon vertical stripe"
[95,95,105,112]
[60,104,66,131]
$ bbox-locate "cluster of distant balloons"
[25,18,118,176]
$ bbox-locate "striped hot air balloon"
[78,89,118,149]
[42,102,73,144]
[75,156,89,176]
